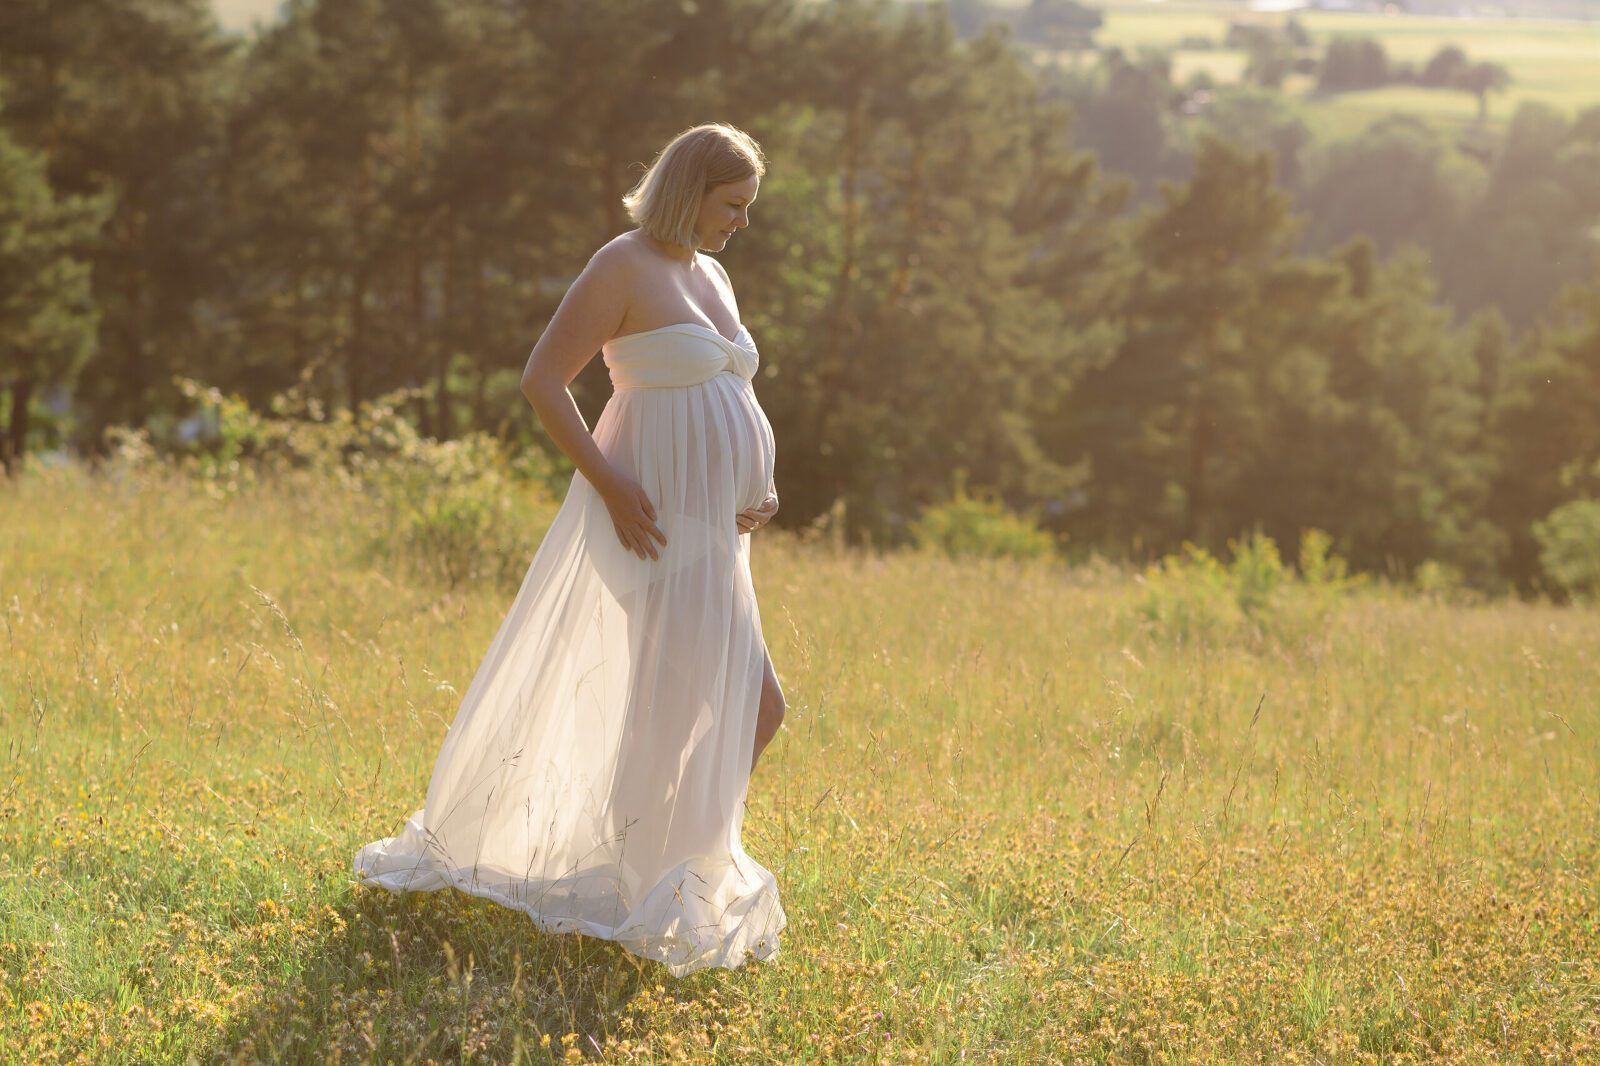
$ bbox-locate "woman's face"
[694,175,759,252]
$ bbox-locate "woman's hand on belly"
[736,491,779,535]
[598,471,668,560]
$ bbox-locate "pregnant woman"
[355,124,787,976]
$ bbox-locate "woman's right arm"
[520,246,666,560]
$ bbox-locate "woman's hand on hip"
[599,473,666,560]
[737,492,779,535]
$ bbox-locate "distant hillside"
[1248,0,1599,18]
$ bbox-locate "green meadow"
[2,463,1597,1063]
[1086,0,1600,131]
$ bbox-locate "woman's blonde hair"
[623,123,765,250]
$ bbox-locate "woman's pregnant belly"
[722,378,776,516]
[596,373,775,527]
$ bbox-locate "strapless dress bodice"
[603,322,759,390]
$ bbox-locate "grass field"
[1080,0,1600,133]
[3,464,1599,1063]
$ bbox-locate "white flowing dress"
[354,322,785,976]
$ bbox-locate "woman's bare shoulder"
[697,251,733,284]
[565,236,655,319]
[587,232,652,276]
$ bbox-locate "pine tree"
[1490,273,1600,587]
[733,0,1119,537]
[0,0,231,445]
[0,111,107,471]
[223,0,792,433]
[1084,135,1301,551]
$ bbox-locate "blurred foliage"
[908,472,1056,560]
[1318,35,1390,93]
[1,0,1598,591]
[1135,528,1359,649]
[0,83,108,473]
[109,379,558,590]
[1533,475,1600,601]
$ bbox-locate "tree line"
[2,0,1598,592]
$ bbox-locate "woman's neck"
[639,230,698,264]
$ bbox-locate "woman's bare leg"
[750,647,785,772]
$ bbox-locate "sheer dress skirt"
[355,329,783,977]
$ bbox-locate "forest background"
[4,0,1600,594]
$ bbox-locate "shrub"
[142,380,559,589]
[1533,498,1600,601]
[1135,529,1358,648]
[1229,529,1290,614]
[363,425,549,590]
[1413,559,1469,602]
[1135,543,1244,645]
[909,475,1056,561]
